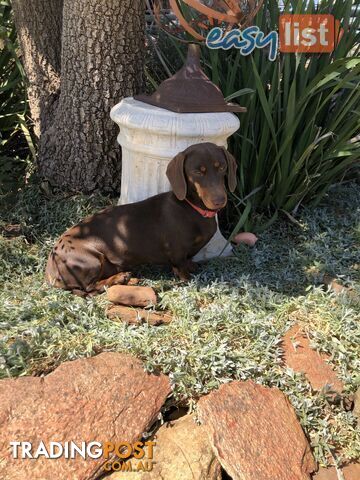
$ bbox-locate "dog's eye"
[218,165,226,172]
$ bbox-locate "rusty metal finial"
[134,44,247,114]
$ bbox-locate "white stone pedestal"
[110,97,240,261]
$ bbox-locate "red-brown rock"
[107,285,157,307]
[0,353,171,480]
[282,325,344,392]
[107,305,172,325]
[353,387,360,422]
[197,380,316,480]
[233,232,258,246]
[323,274,356,297]
[108,414,222,480]
[313,463,360,480]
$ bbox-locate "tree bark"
[12,0,63,138]
[39,0,145,193]
[13,0,145,193]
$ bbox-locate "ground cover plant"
[0,181,359,467]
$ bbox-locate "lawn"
[0,181,359,467]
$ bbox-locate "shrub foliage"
[0,0,33,194]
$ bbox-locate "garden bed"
[0,182,359,467]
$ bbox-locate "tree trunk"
[13,0,145,193]
[12,0,63,137]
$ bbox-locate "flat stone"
[323,274,347,294]
[108,414,221,479]
[233,232,258,246]
[107,305,172,326]
[323,274,356,298]
[0,353,171,480]
[197,380,316,480]
[107,285,157,307]
[313,463,360,480]
[353,387,360,421]
[282,325,344,392]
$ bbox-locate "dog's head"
[166,143,237,210]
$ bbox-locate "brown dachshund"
[45,143,237,296]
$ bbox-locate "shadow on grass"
[135,180,359,298]
[0,181,359,299]
[0,183,114,242]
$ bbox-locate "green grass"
[0,182,359,467]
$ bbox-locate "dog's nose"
[213,197,226,208]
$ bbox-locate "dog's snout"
[214,197,226,206]
[212,195,227,208]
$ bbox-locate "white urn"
[110,98,239,261]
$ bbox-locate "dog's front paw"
[112,271,132,285]
[172,266,191,282]
[186,260,199,274]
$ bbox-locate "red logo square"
[279,14,337,53]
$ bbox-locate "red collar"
[185,199,219,218]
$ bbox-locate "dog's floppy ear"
[222,147,237,192]
[166,151,187,200]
